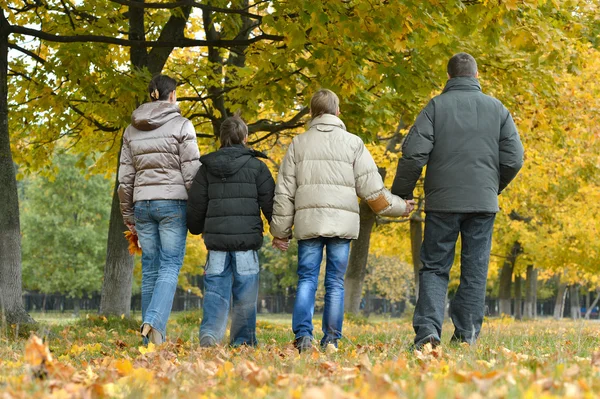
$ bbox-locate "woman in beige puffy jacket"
[270,89,414,352]
[117,75,200,345]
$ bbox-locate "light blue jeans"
[292,237,351,346]
[134,200,187,341]
[199,250,260,346]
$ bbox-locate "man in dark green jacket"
[392,53,524,348]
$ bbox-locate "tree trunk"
[554,280,567,319]
[344,169,386,314]
[514,275,522,320]
[569,285,580,320]
[585,289,600,319]
[99,177,135,316]
[498,241,520,316]
[524,265,537,319]
[409,211,423,301]
[0,11,35,325]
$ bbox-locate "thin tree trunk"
[585,289,600,319]
[498,241,520,316]
[344,169,386,314]
[554,280,567,319]
[514,275,522,320]
[0,11,35,325]
[409,210,423,301]
[524,265,537,319]
[569,285,580,320]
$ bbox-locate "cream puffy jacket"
[270,114,407,240]
[118,101,200,224]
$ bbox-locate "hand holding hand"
[403,200,416,217]
[272,237,290,251]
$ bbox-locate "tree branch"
[247,107,309,134]
[9,24,283,48]
[109,0,262,19]
[8,43,45,64]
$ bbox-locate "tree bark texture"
[523,265,537,319]
[344,169,386,314]
[498,241,521,316]
[514,275,522,320]
[569,285,580,320]
[0,10,35,325]
[554,279,567,319]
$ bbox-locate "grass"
[1,312,600,398]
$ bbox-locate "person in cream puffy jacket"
[270,89,414,352]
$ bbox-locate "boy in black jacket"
[187,115,275,347]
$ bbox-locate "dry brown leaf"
[591,350,600,367]
[357,353,372,372]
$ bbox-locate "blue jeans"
[413,212,496,346]
[134,200,188,341]
[199,250,259,346]
[293,237,350,346]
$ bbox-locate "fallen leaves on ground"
[1,316,600,398]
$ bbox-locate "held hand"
[272,237,290,251]
[403,200,416,217]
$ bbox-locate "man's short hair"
[310,89,339,118]
[447,53,478,78]
[220,115,248,147]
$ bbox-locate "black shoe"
[414,334,441,351]
[294,336,313,353]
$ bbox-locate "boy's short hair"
[310,89,339,118]
[220,115,248,147]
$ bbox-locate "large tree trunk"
[0,12,35,325]
[554,279,567,319]
[344,169,386,314]
[569,285,580,320]
[99,177,135,316]
[514,275,522,320]
[523,265,537,319]
[498,241,520,316]
[409,210,423,301]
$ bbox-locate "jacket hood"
[442,77,482,93]
[308,114,347,131]
[200,145,267,178]
[131,101,182,131]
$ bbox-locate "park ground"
[1,312,600,398]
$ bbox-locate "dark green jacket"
[392,77,524,213]
[187,145,275,251]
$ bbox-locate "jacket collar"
[308,114,346,131]
[442,77,482,93]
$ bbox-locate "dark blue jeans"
[413,212,496,347]
[293,237,350,346]
[199,250,259,346]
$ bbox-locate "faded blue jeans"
[199,250,259,346]
[293,237,351,346]
[413,212,496,347]
[134,200,188,341]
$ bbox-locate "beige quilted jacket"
[270,114,407,240]
[117,101,200,224]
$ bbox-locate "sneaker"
[320,339,338,351]
[294,336,313,353]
